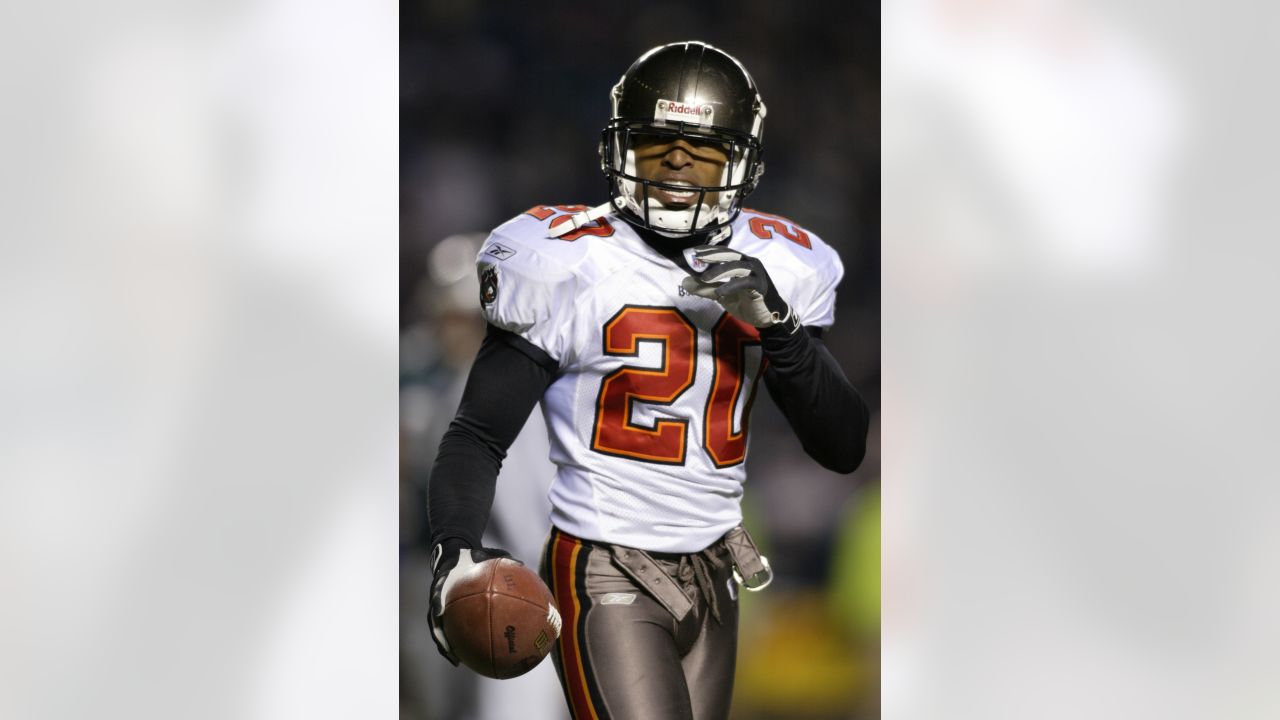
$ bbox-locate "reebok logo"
[486,243,516,260]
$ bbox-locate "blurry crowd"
[401,2,880,718]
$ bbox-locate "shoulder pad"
[735,208,841,269]
[483,204,622,268]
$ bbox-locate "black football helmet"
[600,41,766,241]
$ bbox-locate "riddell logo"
[656,98,714,125]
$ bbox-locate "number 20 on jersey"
[591,306,764,468]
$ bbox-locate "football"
[441,557,562,679]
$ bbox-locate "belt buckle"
[732,555,773,592]
[724,525,774,592]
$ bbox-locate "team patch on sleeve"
[479,264,499,306]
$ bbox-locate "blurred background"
[0,1,399,719]
[400,2,881,718]
[882,0,1280,718]
[8,1,1280,719]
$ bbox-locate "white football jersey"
[477,204,843,553]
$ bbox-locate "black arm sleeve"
[427,324,557,551]
[759,325,870,474]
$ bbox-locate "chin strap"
[549,199,733,245]
[547,201,617,238]
[707,221,732,245]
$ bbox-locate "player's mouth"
[653,180,698,207]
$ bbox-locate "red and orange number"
[745,209,811,249]
[592,306,764,467]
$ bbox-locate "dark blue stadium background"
[402,2,880,717]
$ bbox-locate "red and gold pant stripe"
[547,529,605,720]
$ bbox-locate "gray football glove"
[681,245,800,333]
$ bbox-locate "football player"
[427,40,870,720]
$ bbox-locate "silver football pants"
[539,527,740,720]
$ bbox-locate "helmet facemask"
[603,122,762,241]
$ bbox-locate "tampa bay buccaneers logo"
[479,265,498,306]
